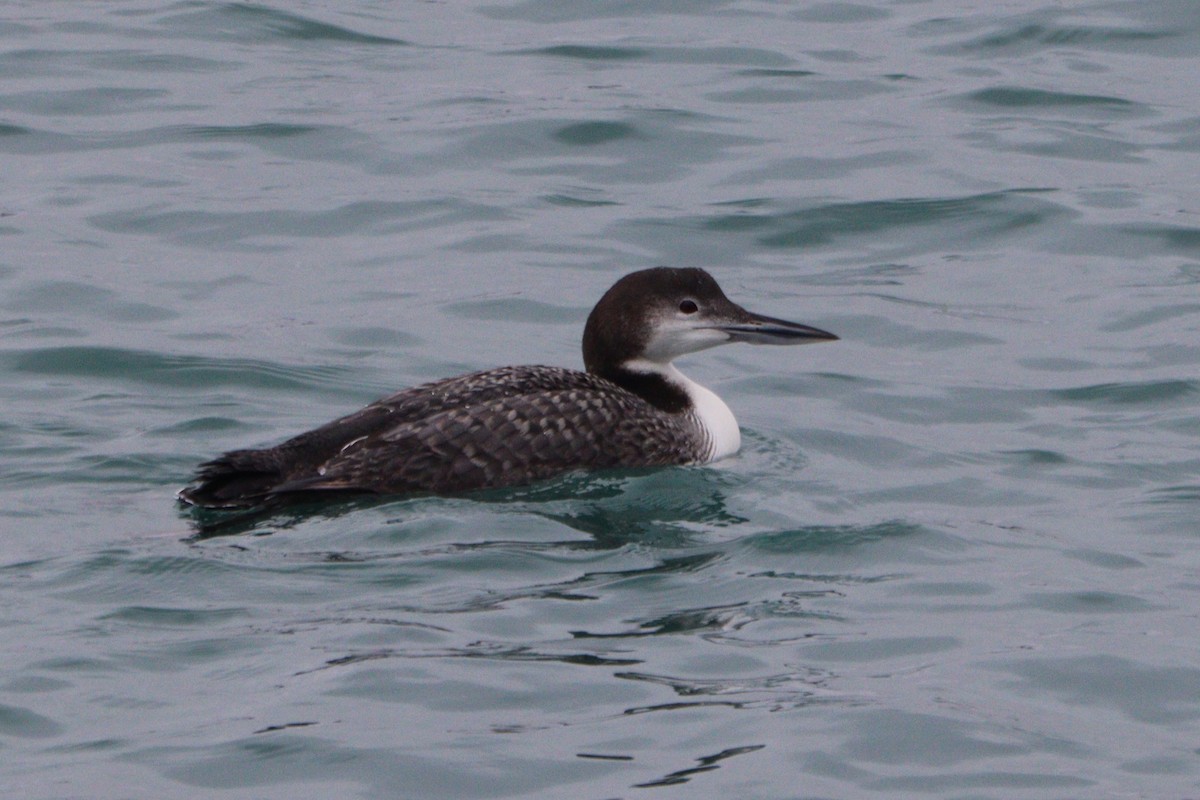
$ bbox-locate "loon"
[178,267,836,510]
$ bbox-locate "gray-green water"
[3,2,1199,797]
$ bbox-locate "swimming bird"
[178,267,836,510]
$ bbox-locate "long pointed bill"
[717,311,838,345]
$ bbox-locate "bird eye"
[679,299,698,314]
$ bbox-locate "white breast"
[683,376,741,461]
[624,360,741,462]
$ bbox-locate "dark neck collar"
[593,364,690,414]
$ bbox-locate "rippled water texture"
[2,2,1199,797]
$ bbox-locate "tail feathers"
[178,450,286,510]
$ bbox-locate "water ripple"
[7,346,351,390]
[159,3,409,46]
[4,0,1200,796]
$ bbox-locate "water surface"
[2,1,1199,797]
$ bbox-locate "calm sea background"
[2,2,1199,797]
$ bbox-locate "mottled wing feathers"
[279,384,697,496]
[181,366,703,508]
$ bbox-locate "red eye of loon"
[679,300,698,314]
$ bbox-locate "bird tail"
[177,450,284,510]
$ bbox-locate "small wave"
[160,3,409,46]
[1050,379,1198,406]
[8,346,352,391]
